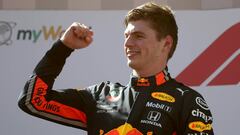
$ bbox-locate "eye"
[135,34,144,39]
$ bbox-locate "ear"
[163,35,173,53]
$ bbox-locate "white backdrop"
[0,9,239,135]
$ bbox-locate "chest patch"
[151,92,175,103]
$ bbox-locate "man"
[18,2,214,135]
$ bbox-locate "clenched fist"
[60,22,94,49]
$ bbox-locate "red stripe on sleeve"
[31,77,87,124]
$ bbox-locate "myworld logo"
[0,21,16,46]
[0,21,65,45]
[17,25,65,43]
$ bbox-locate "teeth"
[127,50,140,56]
[127,50,140,53]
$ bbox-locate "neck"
[132,63,167,77]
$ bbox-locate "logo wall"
[1,20,239,87]
[0,21,67,45]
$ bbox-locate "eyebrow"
[124,31,146,37]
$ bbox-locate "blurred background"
[0,0,239,135]
[1,0,240,10]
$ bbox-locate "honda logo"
[147,111,161,121]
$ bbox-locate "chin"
[127,60,139,70]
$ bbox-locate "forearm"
[34,40,73,88]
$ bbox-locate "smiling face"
[124,20,172,77]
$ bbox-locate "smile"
[127,50,141,57]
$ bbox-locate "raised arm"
[18,22,94,130]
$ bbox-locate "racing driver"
[18,2,214,135]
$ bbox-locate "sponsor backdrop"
[0,9,239,135]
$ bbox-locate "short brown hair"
[124,2,178,59]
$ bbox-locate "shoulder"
[169,79,202,97]
[171,79,211,110]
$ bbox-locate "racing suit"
[18,40,214,135]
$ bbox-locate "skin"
[60,22,94,49]
[60,20,173,77]
[124,20,173,77]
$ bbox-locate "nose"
[124,36,135,48]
